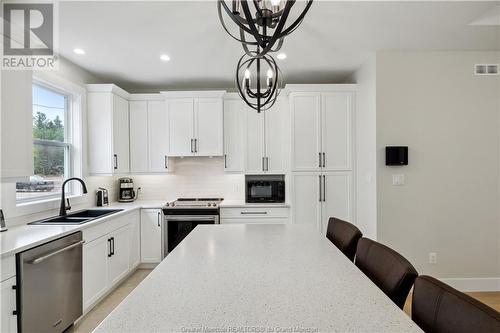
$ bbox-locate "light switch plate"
[392,174,405,186]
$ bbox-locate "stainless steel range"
[162,198,223,257]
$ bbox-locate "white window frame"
[15,75,84,209]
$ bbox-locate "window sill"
[16,193,82,208]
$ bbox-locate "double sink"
[29,209,123,225]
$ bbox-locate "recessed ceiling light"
[73,48,85,55]
[160,54,171,62]
[277,53,287,60]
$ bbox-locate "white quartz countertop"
[0,200,167,258]
[219,200,290,208]
[94,224,422,333]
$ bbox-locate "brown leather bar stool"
[412,275,500,333]
[355,238,418,309]
[325,217,362,261]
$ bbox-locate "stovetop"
[165,198,224,209]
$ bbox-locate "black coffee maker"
[118,178,140,202]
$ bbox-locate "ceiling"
[58,1,500,92]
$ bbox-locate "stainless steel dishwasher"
[17,231,83,333]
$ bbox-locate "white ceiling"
[59,1,500,92]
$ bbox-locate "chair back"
[355,238,418,308]
[326,217,362,261]
[412,275,500,333]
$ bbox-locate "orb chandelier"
[218,0,313,57]
[235,52,283,113]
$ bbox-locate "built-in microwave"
[245,175,285,203]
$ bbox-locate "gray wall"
[376,51,500,279]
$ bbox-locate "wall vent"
[474,64,499,76]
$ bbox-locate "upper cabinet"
[290,89,354,172]
[87,84,130,175]
[129,96,172,174]
[245,96,288,174]
[223,97,246,172]
[163,91,224,157]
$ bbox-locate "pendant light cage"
[218,0,313,57]
[235,53,283,113]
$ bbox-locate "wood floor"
[71,268,499,333]
[403,291,500,315]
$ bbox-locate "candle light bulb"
[267,69,273,78]
[270,0,280,6]
[245,69,251,79]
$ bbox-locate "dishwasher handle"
[30,240,85,264]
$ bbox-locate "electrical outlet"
[429,252,437,264]
[392,174,405,186]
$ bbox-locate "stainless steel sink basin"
[29,209,123,225]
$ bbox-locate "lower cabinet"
[140,209,163,263]
[0,277,17,333]
[83,213,135,312]
[220,207,290,224]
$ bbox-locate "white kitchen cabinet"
[129,211,141,269]
[1,70,33,180]
[148,100,171,172]
[220,206,290,224]
[164,91,225,157]
[140,209,162,263]
[129,100,149,173]
[167,98,194,156]
[83,210,136,312]
[108,225,131,286]
[291,173,321,230]
[320,172,352,232]
[87,84,130,175]
[290,93,321,172]
[245,97,287,173]
[289,86,355,233]
[83,235,109,310]
[321,93,353,171]
[0,277,17,333]
[245,108,265,173]
[223,98,245,172]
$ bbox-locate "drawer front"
[83,211,134,243]
[221,218,289,224]
[220,207,290,218]
[0,255,15,282]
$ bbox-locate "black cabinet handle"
[318,175,322,202]
[107,238,112,257]
[111,237,115,256]
[164,155,168,169]
[323,175,326,202]
[113,154,118,170]
[157,211,161,227]
[323,152,326,168]
[318,152,322,168]
[194,139,198,153]
[224,154,227,169]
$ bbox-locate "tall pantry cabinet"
[289,85,355,233]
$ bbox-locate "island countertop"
[94,224,422,333]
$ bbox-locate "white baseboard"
[440,277,500,292]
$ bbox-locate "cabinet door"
[0,277,17,333]
[83,236,109,311]
[148,100,170,172]
[321,172,353,233]
[265,97,287,173]
[290,93,321,171]
[112,94,130,173]
[245,109,265,173]
[168,99,194,156]
[223,99,245,172]
[140,209,162,263]
[129,101,149,173]
[321,92,353,171]
[129,210,141,269]
[291,173,321,231]
[194,98,223,156]
[108,226,131,287]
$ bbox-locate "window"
[16,84,72,202]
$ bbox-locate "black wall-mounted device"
[385,146,408,166]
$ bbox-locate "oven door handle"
[165,216,217,222]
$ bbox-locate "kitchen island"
[94,224,422,332]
